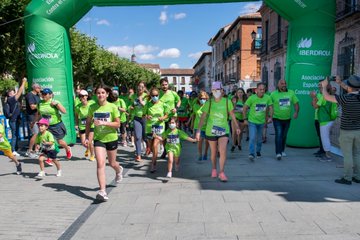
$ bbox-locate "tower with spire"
[131,46,136,63]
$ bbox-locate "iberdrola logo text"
[297,37,331,57]
[27,42,59,59]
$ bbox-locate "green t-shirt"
[36,131,59,152]
[271,90,299,120]
[317,95,334,126]
[143,101,169,135]
[38,99,62,125]
[75,102,95,130]
[130,92,147,118]
[88,102,120,143]
[202,98,233,137]
[113,98,127,123]
[177,97,189,118]
[74,97,81,107]
[0,124,11,151]
[245,94,273,124]
[162,128,189,157]
[314,93,322,120]
[159,90,180,118]
[192,102,206,131]
[233,100,245,120]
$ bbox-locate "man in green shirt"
[159,77,181,158]
[243,83,273,161]
[270,80,299,160]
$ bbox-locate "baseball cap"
[79,90,88,96]
[41,88,52,94]
[211,81,223,90]
[37,118,49,126]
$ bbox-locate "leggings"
[134,117,145,156]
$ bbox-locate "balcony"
[270,32,282,51]
[336,4,360,22]
[337,53,353,66]
[260,40,268,56]
[223,40,240,60]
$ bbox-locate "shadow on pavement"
[43,183,97,201]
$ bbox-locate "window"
[181,77,185,85]
[256,60,261,79]
[173,77,177,85]
[341,44,355,79]
[274,62,281,87]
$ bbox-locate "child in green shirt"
[155,117,197,178]
[0,122,22,174]
[35,118,61,178]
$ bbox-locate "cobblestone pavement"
[1,129,360,240]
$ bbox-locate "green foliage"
[0,74,18,94]
[0,0,31,78]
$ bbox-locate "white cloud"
[158,48,181,58]
[107,44,158,58]
[139,54,156,60]
[169,63,180,69]
[173,13,186,20]
[188,52,203,59]
[96,19,110,26]
[240,3,262,14]
[159,11,168,25]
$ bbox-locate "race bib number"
[167,134,180,144]
[235,104,243,113]
[151,125,164,134]
[211,126,226,136]
[279,98,290,107]
[81,118,87,125]
[94,112,111,122]
[255,104,266,112]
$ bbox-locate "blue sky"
[75,1,262,69]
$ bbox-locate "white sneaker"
[115,166,123,183]
[166,172,172,178]
[96,190,109,202]
[56,170,62,177]
[37,171,45,178]
[281,152,287,157]
[12,151,20,156]
[276,154,282,160]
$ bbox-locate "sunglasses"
[79,95,87,98]
[41,93,49,95]
[151,95,159,97]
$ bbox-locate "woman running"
[230,88,247,152]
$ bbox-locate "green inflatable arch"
[24,0,335,146]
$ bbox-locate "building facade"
[160,68,195,94]
[330,0,360,149]
[192,51,212,92]
[208,24,231,91]
[222,12,262,93]
[258,4,289,92]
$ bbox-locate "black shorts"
[120,122,126,134]
[48,121,67,140]
[205,134,229,141]
[41,150,57,159]
[94,140,118,151]
[79,128,94,134]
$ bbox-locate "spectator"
[25,82,41,157]
[5,77,27,156]
[321,75,360,185]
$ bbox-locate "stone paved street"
[1,129,360,240]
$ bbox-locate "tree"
[0,0,30,79]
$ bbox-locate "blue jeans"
[273,119,291,155]
[248,122,264,155]
[9,120,19,152]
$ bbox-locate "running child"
[0,121,22,174]
[35,118,61,178]
[154,117,197,178]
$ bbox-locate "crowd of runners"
[1,75,360,201]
